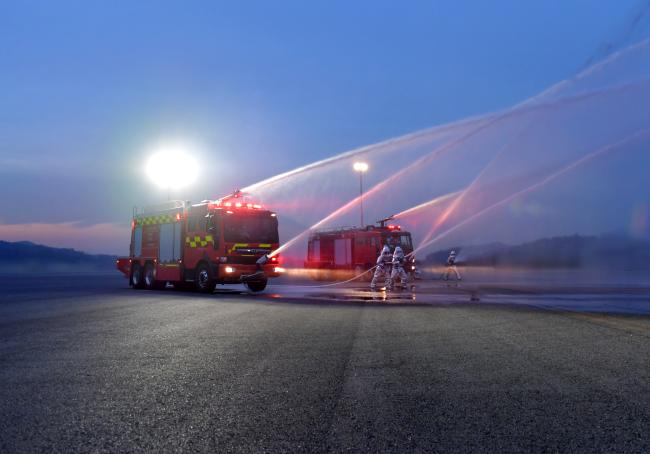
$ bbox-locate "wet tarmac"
[1,272,649,451]
[260,271,650,315]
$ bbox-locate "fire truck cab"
[305,218,416,281]
[116,192,282,293]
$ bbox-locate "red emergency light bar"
[387,225,401,230]
[209,190,264,210]
[209,201,263,210]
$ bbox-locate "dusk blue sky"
[0,1,646,253]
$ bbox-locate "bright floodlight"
[146,146,199,190]
[353,161,369,172]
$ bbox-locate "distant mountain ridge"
[0,241,117,273]
[425,234,650,270]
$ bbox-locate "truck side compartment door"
[133,226,142,257]
[334,238,352,266]
[157,222,182,281]
[311,239,320,262]
[173,222,182,260]
[159,223,174,262]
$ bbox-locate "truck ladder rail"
[136,200,188,217]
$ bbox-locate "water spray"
[242,114,489,193]
[415,118,535,249]
[581,8,650,70]
[267,78,650,264]
[242,41,650,289]
[246,39,650,198]
[410,127,650,257]
[524,37,650,106]
[393,191,461,218]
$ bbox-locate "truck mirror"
[205,213,215,232]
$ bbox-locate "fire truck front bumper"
[116,258,131,278]
[217,263,283,282]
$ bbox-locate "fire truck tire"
[144,262,157,290]
[245,279,268,293]
[195,262,214,293]
[131,264,144,289]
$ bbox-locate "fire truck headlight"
[274,266,286,273]
[225,266,235,273]
[411,266,416,270]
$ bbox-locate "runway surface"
[1,273,649,452]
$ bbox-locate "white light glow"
[353,162,369,172]
[146,145,199,190]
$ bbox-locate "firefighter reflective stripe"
[228,243,248,254]
[185,235,214,248]
[259,243,271,248]
[135,214,177,226]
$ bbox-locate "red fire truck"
[116,191,283,293]
[304,217,416,281]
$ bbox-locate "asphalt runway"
[1,274,649,452]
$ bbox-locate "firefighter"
[443,250,462,281]
[389,246,409,290]
[370,245,392,290]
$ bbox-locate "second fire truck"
[116,191,283,293]
[304,217,416,281]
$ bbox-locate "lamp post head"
[353,162,369,172]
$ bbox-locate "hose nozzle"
[256,254,269,270]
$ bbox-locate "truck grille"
[227,255,261,265]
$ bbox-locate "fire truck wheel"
[144,263,157,290]
[131,264,144,289]
[195,263,214,293]
[245,279,267,293]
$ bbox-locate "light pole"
[353,162,368,227]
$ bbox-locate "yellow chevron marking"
[185,234,215,248]
[135,214,177,226]
[228,243,249,254]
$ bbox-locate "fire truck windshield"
[223,213,279,243]
[384,233,413,250]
